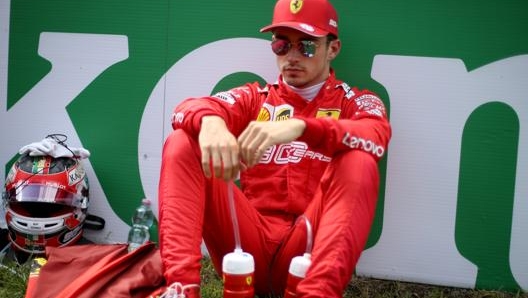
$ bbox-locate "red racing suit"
[158,70,391,297]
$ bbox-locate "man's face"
[272,27,340,88]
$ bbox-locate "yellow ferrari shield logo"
[290,0,303,14]
[246,276,253,285]
[316,109,341,120]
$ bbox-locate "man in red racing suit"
[157,0,391,297]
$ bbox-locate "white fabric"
[284,79,325,102]
[19,138,90,159]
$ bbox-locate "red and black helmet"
[3,154,89,254]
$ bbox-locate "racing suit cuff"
[192,111,220,134]
[296,117,326,146]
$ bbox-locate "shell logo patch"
[256,103,294,122]
[257,106,271,122]
[290,0,303,14]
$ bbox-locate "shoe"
[158,282,200,298]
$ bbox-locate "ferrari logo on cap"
[290,0,303,14]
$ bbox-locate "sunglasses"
[271,39,319,58]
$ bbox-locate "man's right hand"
[199,116,240,180]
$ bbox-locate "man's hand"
[199,116,306,179]
[199,116,240,180]
[238,119,306,168]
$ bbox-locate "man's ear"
[328,39,341,61]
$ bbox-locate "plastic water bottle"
[127,198,154,252]
[284,253,312,298]
[222,248,255,298]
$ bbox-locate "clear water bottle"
[132,198,154,227]
[127,198,154,252]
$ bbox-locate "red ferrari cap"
[260,0,339,37]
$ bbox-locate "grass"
[0,259,30,298]
[198,258,527,298]
[1,255,526,298]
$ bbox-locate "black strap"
[84,213,106,230]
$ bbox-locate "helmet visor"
[6,184,85,208]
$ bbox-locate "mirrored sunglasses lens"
[300,40,316,57]
[271,39,290,56]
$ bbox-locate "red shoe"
[157,282,200,298]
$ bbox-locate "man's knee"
[162,129,198,159]
[332,150,379,178]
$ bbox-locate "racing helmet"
[3,154,89,254]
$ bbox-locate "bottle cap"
[222,249,255,274]
[288,253,312,278]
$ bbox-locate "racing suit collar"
[276,69,337,104]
